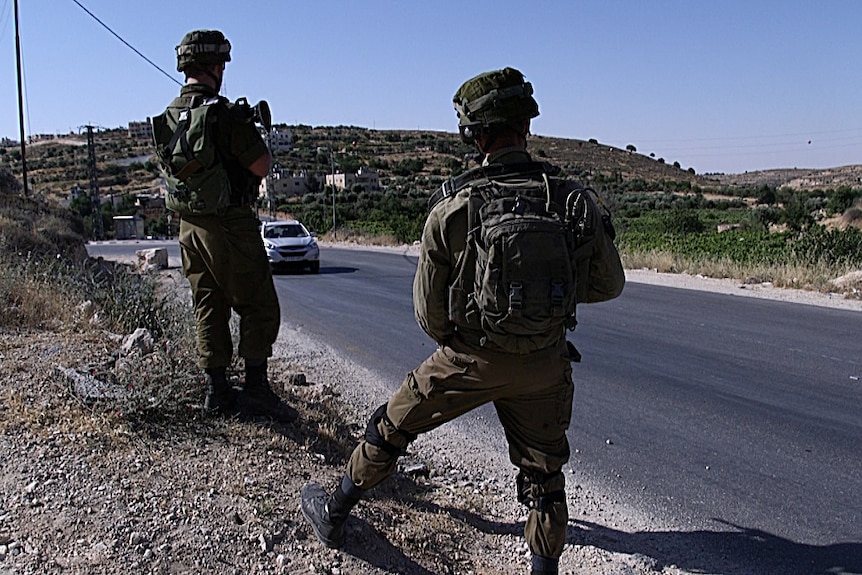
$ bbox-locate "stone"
[121,328,154,355]
[56,366,127,401]
[136,248,168,271]
[286,372,308,387]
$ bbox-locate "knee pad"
[516,469,566,512]
[364,403,416,458]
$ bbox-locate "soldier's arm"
[247,150,272,178]
[413,207,454,344]
[584,207,625,303]
[227,103,271,177]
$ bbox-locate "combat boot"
[531,555,559,575]
[300,476,363,548]
[239,359,297,422]
[202,367,236,416]
[244,358,270,389]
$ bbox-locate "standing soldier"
[300,67,625,574]
[151,30,284,418]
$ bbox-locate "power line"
[0,0,12,43]
[70,0,181,87]
[631,127,862,146]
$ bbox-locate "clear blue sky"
[2,0,861,175]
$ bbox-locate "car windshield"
[265,224,307,239]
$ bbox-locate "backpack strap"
[427,161,555,211]
[165,110,202,181]
[161,96,221,182]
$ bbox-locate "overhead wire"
[0,0,12,43]
[612,126,862,166]
[70,0,181,88]
[630,127,862,145]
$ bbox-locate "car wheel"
[309,261,320,274]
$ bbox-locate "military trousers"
[347,336,574,560]
[179,207,280,369]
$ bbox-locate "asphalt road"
[88,241,862,571]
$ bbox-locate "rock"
[56,366,127,401]
[258,533,272,553]
[129,531,145,546]
[136,248,168,271]
[121,328,154,355]
[832,270,862,290]
[285,372,308,387]
[401,462,430,478]
[75,300,97,322]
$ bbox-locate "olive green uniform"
[346,149,624,561]
[171,84,280,369]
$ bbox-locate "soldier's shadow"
[339,518,438,575]
[421,501,862,575]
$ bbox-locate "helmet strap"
[476,131,498,156]
[203,67,223,92]
[184,63,223,92]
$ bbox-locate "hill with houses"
[1,124,859,209]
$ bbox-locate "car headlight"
[263,240,276,250]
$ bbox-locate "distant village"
[4,119,381,240]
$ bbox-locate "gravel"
[2,245,858,574]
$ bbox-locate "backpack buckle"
[508,281,523,315]
[550,280,565,309]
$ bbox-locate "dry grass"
[622,249,856,293]
[0,263,77,329]
[325,229,406,247]
[840,206,862,229]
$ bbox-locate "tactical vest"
[151,95,232,216]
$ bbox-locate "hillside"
[0,126,714,203]
[2,125,859,211]
[712,164,862,190]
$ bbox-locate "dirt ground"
[1,249,860,575]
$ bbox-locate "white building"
[260,169,311,199]
[266,128,292,152]
[325,166,380,192]
[129,120,153,140]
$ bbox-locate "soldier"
[152,30,283,418]
[300,67,625,574]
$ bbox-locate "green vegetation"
[607,186,862,292]
[1,168,200,423]
[3,125,862,295]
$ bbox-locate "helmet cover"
[176,30,231,72]
[453,67,540,128]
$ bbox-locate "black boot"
[531,554,559,575]
[239,359,297,422]
[202,367,235,416]
[243,358,278,403]
[300,475,363,548]
[244,358,270,389]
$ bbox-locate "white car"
[260,219,320,274]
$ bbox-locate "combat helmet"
[176,30,231,72]
[453,67,539,143]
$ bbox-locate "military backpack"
[430,162,610,354]
[151,95,231,216]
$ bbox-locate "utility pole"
[264,130,274,218]
[85,125,104,240]
[316,146,336,239]
[14,0,28,196]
